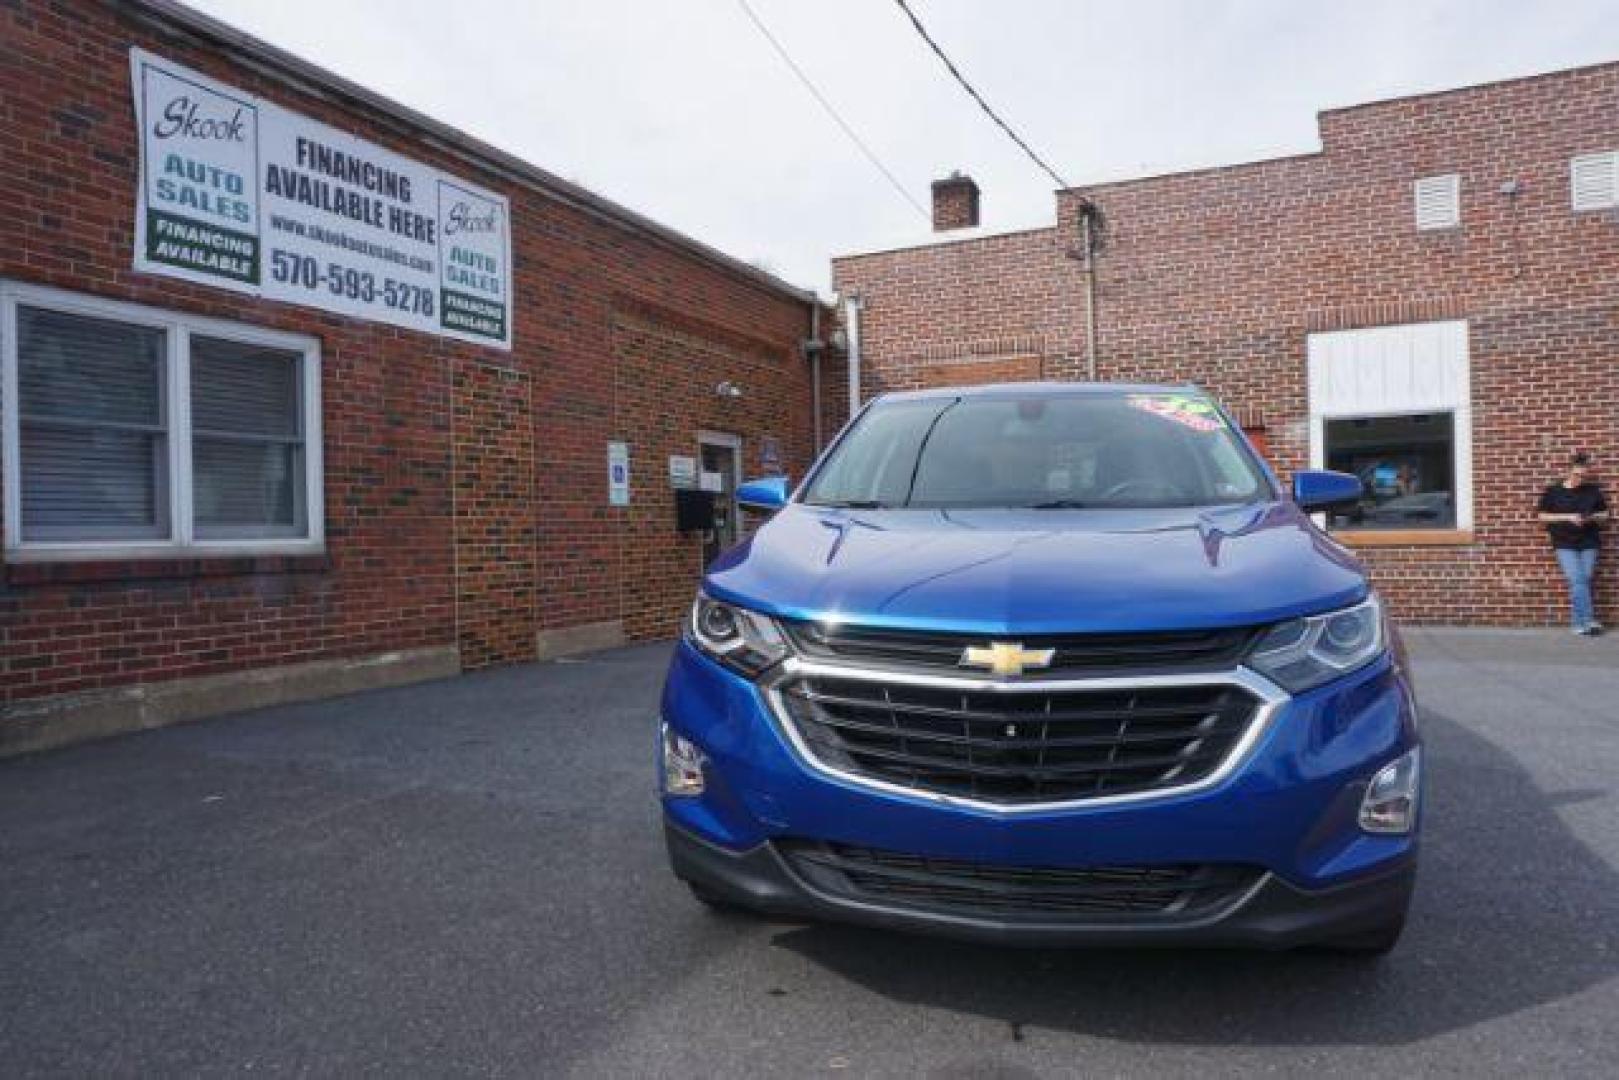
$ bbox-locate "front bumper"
[667,821,1416,949]
[661,637,1421,944]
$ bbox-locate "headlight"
[1247,595,1385,692]
[687,594,790,677]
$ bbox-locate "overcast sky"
[183,0,1619,294]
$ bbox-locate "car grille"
[774,675,1259,804]
[784,621,1256,676]
[782,842,1260,920]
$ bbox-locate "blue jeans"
[1554,547,1599,628]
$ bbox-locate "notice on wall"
[608,441,630,507]
[759,435,782,475]
[130,48,513,350]
[668,455,698,490]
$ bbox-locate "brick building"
[1,0,833,753]
[833,61,1619,626]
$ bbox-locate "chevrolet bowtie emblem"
[959,641,1055,677]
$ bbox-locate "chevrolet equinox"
[659,383,1421,953]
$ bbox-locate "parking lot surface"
[3,629,1618,1078]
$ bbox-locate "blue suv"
[660,384,1421,953]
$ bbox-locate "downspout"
[1080,202,1099,381]
[844,293,863,421]
[809,302,823,452]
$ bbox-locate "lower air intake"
[782,842,1261,921]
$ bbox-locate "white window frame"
[1307,320,1473,533]
[2,281,324,562]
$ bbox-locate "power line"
[891,0,1071,191]
[736,0,929,221]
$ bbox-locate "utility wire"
[891,0,1071,191]
[736,0,930,221]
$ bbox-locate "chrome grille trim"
[783,620,1259,676]
[762,657,1289,814]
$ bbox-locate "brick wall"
[838,228,1086,394]
[834,62,1619,626]
[921,354,1041,388]
[452,358,536,669]
[0,0,819,710]
[612,300,814,639]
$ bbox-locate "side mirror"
[1292,469,1364,513]
[736,476,789,515]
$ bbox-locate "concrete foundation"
[535,620,627,661]
[0,645,462,758]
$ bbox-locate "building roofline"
[831,224,1056,265]
[129,0,818,305]
[1315,56,1619,118]
[1056,57,1619,197]
[1059,151,1323,197]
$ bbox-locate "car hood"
[705,502,1367,634]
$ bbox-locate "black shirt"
[1538,482,1607,550]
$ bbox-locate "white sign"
[131,48,512,349]
[699,470,724,494]
[668,455,697,490]
[608,441,630,507]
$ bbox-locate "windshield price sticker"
[131,47,512,349]
[1127,393,1225,432]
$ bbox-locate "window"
[1324,413,1456,530]
[190,337,307,538]
[1307,320,1472,536]
[1413,174,1460,230]
[2,283,322,560]
[1571,151,1619,212]
[16,307,170,541]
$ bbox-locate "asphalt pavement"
[2,629,1617,1078]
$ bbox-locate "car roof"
[872,381,1206,403]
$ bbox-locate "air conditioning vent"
[1413,174,1460,230]
[1571,151,1619,212]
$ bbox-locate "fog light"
[1359,748,1421,834]
[661,721,707,796]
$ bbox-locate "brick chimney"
[931,171,980,232]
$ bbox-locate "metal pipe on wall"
[844,293,863,420]
[809,302,823,451]
[1080,207,1098,381]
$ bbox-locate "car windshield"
[802,392,1270,510]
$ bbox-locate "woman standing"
[1537,452,1609,635]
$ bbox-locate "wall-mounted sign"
[607,441,630,506]
[668,455,697,490]
[759,435,782,475]
[130,47,512,349]
[699,470,724,494]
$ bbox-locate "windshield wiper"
[1025,499,1090,509]
[808,499,891,510]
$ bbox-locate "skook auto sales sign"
[131,48,513,349]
